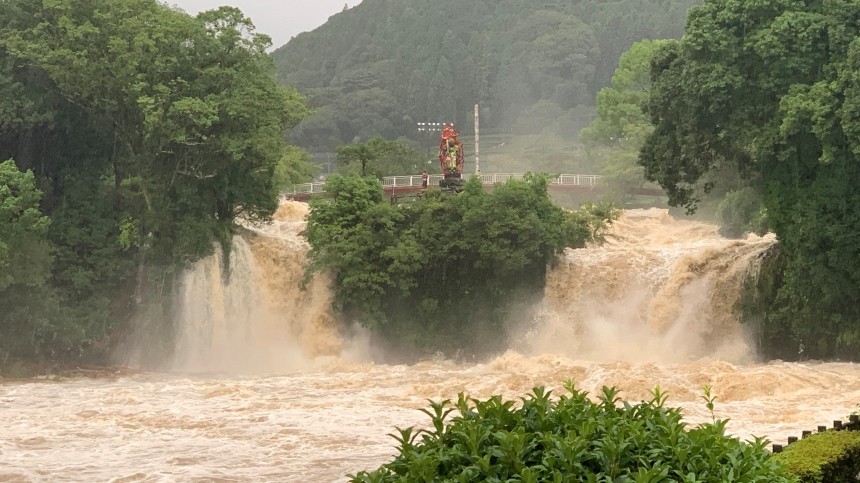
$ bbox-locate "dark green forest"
[0,0,311,366]
[273,0,700,171]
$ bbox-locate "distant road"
[283,173,665,201]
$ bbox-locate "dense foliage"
[0,0,310,366]
[351,383,791,482]
[773,431,860,483]
[0,160,51,291]
[304,175,616,355]
[274,0,700,168]
[640,0,860,359]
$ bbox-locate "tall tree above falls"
[0,0,311,365]
[640,0,860,359]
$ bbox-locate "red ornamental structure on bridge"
[438,123,465,192]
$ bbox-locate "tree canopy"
[640,0,860,359]
[304,174,617,355]
[0,0,311,365]
[0,160,51,291]
[336,137,429,177]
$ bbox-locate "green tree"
[0,159,51,290]
[716,188,768,239]
[639,0,860,359]
[0,159,55,363]
[274,145,316,192]
[336,137,421,177]
[0,0,311,365]
[1,1,308,252]
[304,174,617,355]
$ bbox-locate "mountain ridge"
[272,0,700,158]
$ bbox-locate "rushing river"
[3,360,860,481]
[2,203,859,482]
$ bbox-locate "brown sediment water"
[530,208,778,363]
[169,201,342,374]
[2,203,858,482]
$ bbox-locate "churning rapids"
[3,202,860,482]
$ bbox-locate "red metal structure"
[438,123,465,191]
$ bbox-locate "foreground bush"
[351,383,791,482]
[773,430,860,483]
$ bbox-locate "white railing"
[478,173,523,184]
[558,174,601,187]
[284,173,603,197]
[382,174,445,188]
[289,182,327,194]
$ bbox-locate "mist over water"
[171,204,776,371]
[172,201,347,374]
[522,208,776,363]
[3,202,859,481]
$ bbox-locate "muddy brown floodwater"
[3,204,857,481]
[3,359,860,481]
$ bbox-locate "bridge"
[282,173,664,202]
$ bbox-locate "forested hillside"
[273,0,700,167]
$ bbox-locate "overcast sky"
[167,0,363,49]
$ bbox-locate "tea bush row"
[351,382,792,482]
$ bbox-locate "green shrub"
[773,431,860,483]
[351,383,791,482]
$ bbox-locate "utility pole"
[474,104,480,175]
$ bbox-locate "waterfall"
[170,202,343,374]
[522,208,777,363]
[166,203,777,372]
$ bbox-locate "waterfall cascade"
[168,204,776,371]
[171,202,342,373]
[529,208,776,362]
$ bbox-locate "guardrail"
[284,173,603,196]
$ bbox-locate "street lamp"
[416,122,446,134]
[416,121,446,165]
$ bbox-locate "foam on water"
[4,202,854,481]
